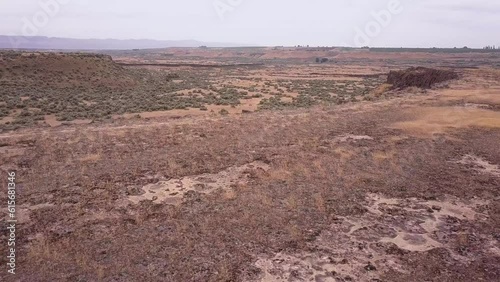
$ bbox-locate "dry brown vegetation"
[1,48,500,281]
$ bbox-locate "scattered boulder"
[387,67,458,89]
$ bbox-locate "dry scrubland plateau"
[1,47,500,281]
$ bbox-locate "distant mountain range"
[0,35,242,50]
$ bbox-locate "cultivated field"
[1,47,500,281]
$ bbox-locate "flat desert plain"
[1,47,500,281]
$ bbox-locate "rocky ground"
[1,63,499,281]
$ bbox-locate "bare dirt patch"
[44,115,62,127]
[457,154,500,177]
[334,134,374,143]
[128,161,270,205]
[251,193,492,282]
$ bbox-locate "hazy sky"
[1,0,499,47]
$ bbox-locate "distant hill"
[0,51,141,91]
[0,35,240,50]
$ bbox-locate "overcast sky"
[1,0,499,48]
